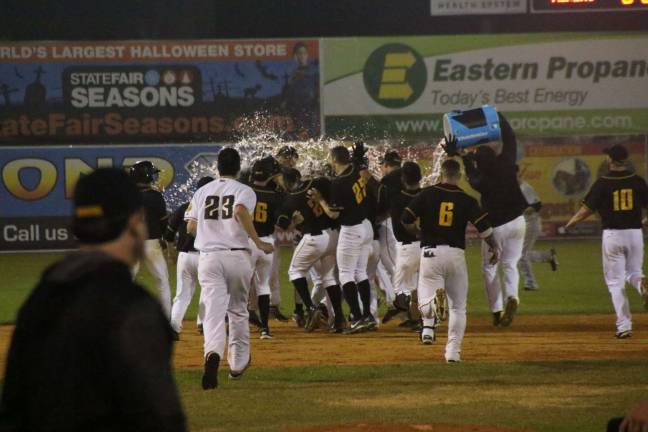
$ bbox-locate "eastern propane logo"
[363,44,427,109]
[63,65,201,109]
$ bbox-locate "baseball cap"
[72,168,143,244]
[603,144,629,163]
[276,146,299,159]
[252,156,282,181]
[380,150,402,166]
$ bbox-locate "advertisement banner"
[430,0,527,15]
[0,144,223,251]
[0,39,320,144]
[322,33,648,138]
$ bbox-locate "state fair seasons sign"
[323,34,648,138]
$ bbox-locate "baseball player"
[185,148,274,390]
[268,146,300,322]
[377,151,401,304]
[517,166,558,291]
[309,144,374,333]
[249,156,284,339]
[402,159,498,362]
[164,176,214,340]
[130,160,172,318]
[379,161,423,324]
[448,114,527,327]
[277,168,346,332]
[565,144,648,338]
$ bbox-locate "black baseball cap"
[72,168,143,244]
[252,156,282,181]
[603,144,629,163]
[277,146,299,159]
[380,150,402,166]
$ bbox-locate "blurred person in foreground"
[0,168,186,432]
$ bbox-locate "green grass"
[1,239,645,323]
[174,359,648,432]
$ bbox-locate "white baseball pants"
[170,251,201,332]
[602,229,645,333]
[418,246,468,361]
[198,250,253,372]
[268,233,284,306]
[249,235,275,297]
[481,216,525,313]
[289,232,336,287]
[518,215,552,289]
[394,241,421,296]
[134,239,172,318]
[379,218,397,276]
[337,219,373,286]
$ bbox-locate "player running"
[309,144,374,333]
[402,159,498,362]
[248,156,284,339]
[565,144,648,339]
[130,160,172,318]
[185,148,274,390]
[165,176,214,340]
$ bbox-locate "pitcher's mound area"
[292,422,528,432]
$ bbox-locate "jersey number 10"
[205,195,235,220]
[613,189,633,211]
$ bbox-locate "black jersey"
[376,168,402,218]
[164,203,196,253]
[389,188,421,243]
[251,184,283,237]
[0,251,186,432]
[276,177,331,235]
[329,165,368,226]
[402,183,491,250]
[583,170,648,229]
[139,186,168,239]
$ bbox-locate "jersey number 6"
[205,195,235,220]
[254,202,268,222]
[439,202,454,227]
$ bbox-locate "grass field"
[1,239,648,431]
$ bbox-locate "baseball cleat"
[171,330,180,341]
[363,314,378,331]
[434,289,447,322]
[421,326,435,345]
[500,297,518,327]
[269,306,290,322]
[524,285,539,291]
[229,355,251,380]
[304,306,321,332]
[201,352,220,390]
[641,278,648,310]
[549,248,559,272]
[492,311,503,327]
[394,293,411,312]
[248,310,263,328]
[446,355,461,364]
[382,307,401,324]
[293,311,306,328]
[260,328,273,339]
[344,319,369,334]
[197,324,204,335]
[615,330,632,339]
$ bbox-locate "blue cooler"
[442,105,501,149]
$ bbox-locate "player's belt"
[230,248,248,251]
[306,230,323,236]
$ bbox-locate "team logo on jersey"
[363,43,427,109]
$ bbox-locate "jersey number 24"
[205,195,235,220]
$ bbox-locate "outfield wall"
[1,33,647,251]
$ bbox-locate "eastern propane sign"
[0,39,320,144]
[322,33,648,138]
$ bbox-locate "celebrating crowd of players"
[129,114,565,389]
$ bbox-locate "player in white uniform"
[517,167,558,291]
[402,160,498,362]
[164,176,214,339]
[186,148,274,390]
[565,144,648,338]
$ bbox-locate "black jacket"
[0,251,186,432]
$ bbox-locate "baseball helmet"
[129,160,160,184]
[252,156,282,181]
